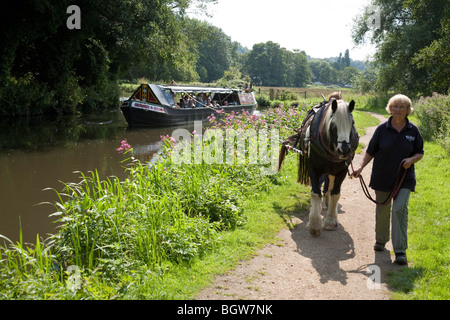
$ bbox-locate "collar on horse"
[305,100,359,163]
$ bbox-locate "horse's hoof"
[323,223,338,231]
[323,217,338,231]
[309,228,321,237]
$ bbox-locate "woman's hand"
[352,167,363,178]
[402,153,424,169]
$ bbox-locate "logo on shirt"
[405,135,415,142]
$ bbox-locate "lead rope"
[349,160,408,206]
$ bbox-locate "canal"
[0,109,196,245]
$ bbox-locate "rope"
[350,160,408,206]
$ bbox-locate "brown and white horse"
[278,99,359,236]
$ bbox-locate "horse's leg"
[307,166,323,236]
[324,175,334,208]
[323,171,346,231]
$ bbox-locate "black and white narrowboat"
[120,83,258,127]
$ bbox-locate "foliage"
[0,102,300,299]
[0,1,215,117]
[243,42,312,87]
[414,93,450,153]
[352,0,450,95]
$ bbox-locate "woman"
[352,94,424,265]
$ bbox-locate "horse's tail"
[297,154,310,185]
[277,144,288,172]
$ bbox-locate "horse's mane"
[323,99,354,143]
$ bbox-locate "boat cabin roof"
[159,85,235,94]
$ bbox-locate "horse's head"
[328,99,355,159]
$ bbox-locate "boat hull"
[121,101,257,128]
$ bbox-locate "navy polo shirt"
[366,117,424,192]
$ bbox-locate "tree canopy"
[352,0,450,95]
[0,0,216,116]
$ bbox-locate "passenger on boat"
[189,96,196,108]
[181,95,190,108]
[196,94,204,108]
[205,98,213,108]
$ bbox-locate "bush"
[256,94,270,107]
[414,93,450,153]
[0,75,56,116]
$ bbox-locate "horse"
[278,99,359,236]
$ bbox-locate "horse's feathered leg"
[323,170,346,230]
[307,164,323,236]
[308,192,323,236]
[323,193,339,230]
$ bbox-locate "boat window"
[161,88,176,105]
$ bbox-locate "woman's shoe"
[374,242,385,251]
[394,253,407,265]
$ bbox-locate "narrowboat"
[120,83,258,127]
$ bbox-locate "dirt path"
[196,112,403,300]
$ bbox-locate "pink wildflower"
[116,139,132,154]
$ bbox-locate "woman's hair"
[386,94,413,116]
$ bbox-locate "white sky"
[190,0,376,61]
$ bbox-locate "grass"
[389,141,450,299]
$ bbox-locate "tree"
[0,0,216,116]
[352,0,450,95]
[189,20,233,82]
[287,50,312,87]
[309,60,337,84]
[244,42,311,87]
[343,49,351,68]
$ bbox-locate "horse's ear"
[332,99,338,113]
[349,100,355,113]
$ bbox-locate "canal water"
[0,110,195,245]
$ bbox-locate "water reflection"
[0,110,192,244]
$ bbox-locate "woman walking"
[352,94,424,265]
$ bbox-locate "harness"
[284,100,359,164]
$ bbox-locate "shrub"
[414,93,450,153]
[256,94,270,107]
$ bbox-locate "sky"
[190,0,376,61]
